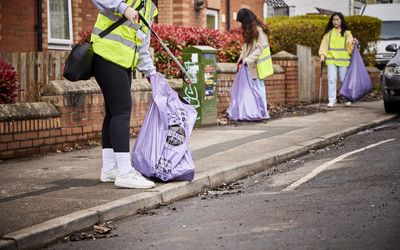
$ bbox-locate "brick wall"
[78,1,98,35]
[271,52,299,105]
[216,75,235,114]
[157,0,264,31]
[0,116,63,159]
[0,1,38,52]
[0,100,104,160]
[69,1,98,43]
[226,0,265,31]
[0,58,299,160]
[157,0,173,24]
[0,0,98,52]
[0,103,63,159]
[265,73,288,105]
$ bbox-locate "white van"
[361,3,400,69]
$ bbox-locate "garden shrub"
[151,24,241,78]
[0,60,18,104]
[267,15,381,66]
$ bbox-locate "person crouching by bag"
[236,8,273,119]
[91,0,157,189]
[319,12,357,108]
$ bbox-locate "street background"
[0,101,398,250]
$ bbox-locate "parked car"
[382,43,400,113]
[361,4,400,69]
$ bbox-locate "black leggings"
[92,54,132,152]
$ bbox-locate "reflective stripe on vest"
[326,30,350,67]
[99,10,142,30]
[92,27,137,49]
[256,44,274,79]
[90,0,157,69]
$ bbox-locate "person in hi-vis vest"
[236,8,273,119]
[91,0,157,189]
[319,12,357,108]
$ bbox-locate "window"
[381,21,400,40]
[206,9,218,30]
[47,0,73,49]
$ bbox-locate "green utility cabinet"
[182,46,217,127]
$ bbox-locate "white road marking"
[282,139,395,192]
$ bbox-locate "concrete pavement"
[0,100,397,250]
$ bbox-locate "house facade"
[264,0,400,17]
[0,0,264,53]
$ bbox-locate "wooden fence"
[1,51,70,103]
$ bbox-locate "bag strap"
[98,17,127,38]
[98,2,145,39]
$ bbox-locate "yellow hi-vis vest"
[90,0,158,69]
[326,30,351,67]
[256,43,274,79]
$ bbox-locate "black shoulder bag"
[63,16,128,82]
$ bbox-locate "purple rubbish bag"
[132,73,197,181]
[340,45,372,102]
[227,64,267,121]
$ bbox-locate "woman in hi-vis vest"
[319,12,356,108]
[236,8,272,119]
[91,0,157,189]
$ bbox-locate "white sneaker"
[345,101,352,106]
[100,167,118,182]
[327,102,335,108]
[115,169,155,189]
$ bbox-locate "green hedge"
[267,15,381,65]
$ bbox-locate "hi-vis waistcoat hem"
[257,44,273,79]
[326,30,351,67]
[90,0,157,69]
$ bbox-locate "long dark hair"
[324,12,348,36]
[236,8,270,44]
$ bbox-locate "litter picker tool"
[138,14,193,84]
[319,61,324,106]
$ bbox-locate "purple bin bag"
[227,64,267,121]
[340,45,372,102]
[131,73,197,182]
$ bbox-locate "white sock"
[102,148,116,172]
[114,152,133,175]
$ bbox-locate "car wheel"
[384,100,399,113]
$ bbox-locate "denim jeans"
[253,78,270,118]
[327,64,348,104]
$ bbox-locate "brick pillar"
[216,63,237,113]
[264,68,286,105]
[157,0,174,25]
[272,51,299,105]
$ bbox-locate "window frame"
[206,9,219,30]
[47,0,73,49]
